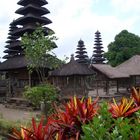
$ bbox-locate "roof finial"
[70,54,75,61]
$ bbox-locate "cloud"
[47,0,97,58]
[0,0,19,46]
[0,0,140,61]
[47,0,139,59]
[111,0,140,14]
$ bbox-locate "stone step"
[4,97,35,111]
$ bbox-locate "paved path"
[0,104,41,122]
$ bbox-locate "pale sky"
[0,0,140,61]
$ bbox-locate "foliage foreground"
[24,84,58,112]
[6,87,140,140]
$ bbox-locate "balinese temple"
[0,0,53,97]
[50,54,94,99]
[91,31,105,64]
[75,39,89,64]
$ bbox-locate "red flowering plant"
[8,96,99,140]
[45,114,80,140]
[131,87,140,106]
[30,117,48,140]
[9,117,49,140]
[45,96,99,139]
[8,127,32,140]
[65,96,99,124]
[109,97,140,118]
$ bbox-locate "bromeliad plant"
[109,97,140,118]
[45,96,99,139]
[9,97,99,140]
[8,127,32,140]
[65,96,99,123]
[131,87,140,106]
[8,91,140,140]
[9,117,48,140]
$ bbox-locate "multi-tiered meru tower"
[0,0,53,97]
[75,39,88,64]
[3,22,20,59]
[91,31,105,64]
[3,0,52,59]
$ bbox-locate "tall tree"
[105,30,140,66]
[21,26,61,83]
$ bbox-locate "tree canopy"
[21,26,63,83]
[104,30,140,66]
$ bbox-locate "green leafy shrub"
[81,102,140,140]
[81,102,112,140]
[24,84,58,114]
[0,119,12,137]
[0,119,23,139]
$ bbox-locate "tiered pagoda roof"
[17,0,48,6]
[0,0,53,71]
[75,39,88,64]
[91,31,105,64]
[12,0,52,36]
[3,22,21,59]
[16,4,50,15]
[2,0,52,60]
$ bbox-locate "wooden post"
[74,75,76,96]
[106,80,109,95]
[96,80,99,96]
[116,80,119,93]
[8,78,11,97]
[83,77,87,97]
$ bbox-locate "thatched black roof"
[17,0,48,6]
[16,5,50,15]
[12,26,52,37]
[0,54,58,71]
[12,15,52,26]
[91,64,129,79]
[0,55,27,71]
[116,55,140,76]
[0,55,48,70]
[3,22,21,59]
[51,55,94,76]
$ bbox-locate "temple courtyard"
[0,104,40,122]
